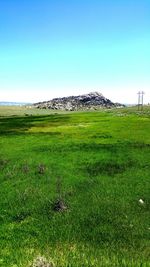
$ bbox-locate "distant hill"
[0,102,31,106]
[33,92,124,111]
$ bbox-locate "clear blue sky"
[0,0,150,103]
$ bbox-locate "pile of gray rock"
[33,92,124,111]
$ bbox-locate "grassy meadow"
[0,106,150,267]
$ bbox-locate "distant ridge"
[33,92,124,111]
[0,102,31,106]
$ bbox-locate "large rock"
[33,91,124,111]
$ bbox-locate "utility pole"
[137,91,145,111]
[141,91,144,111]
[137,91,140,111]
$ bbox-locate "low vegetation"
[0,106,150,267]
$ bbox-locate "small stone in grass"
[32,256,54,267]
[139,199,144,205]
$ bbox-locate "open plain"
[0,106,150,267]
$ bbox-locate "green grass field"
[0,106,150,267]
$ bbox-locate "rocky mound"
[33,92,123,111]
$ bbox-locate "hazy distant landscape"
[0,102,32,106]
